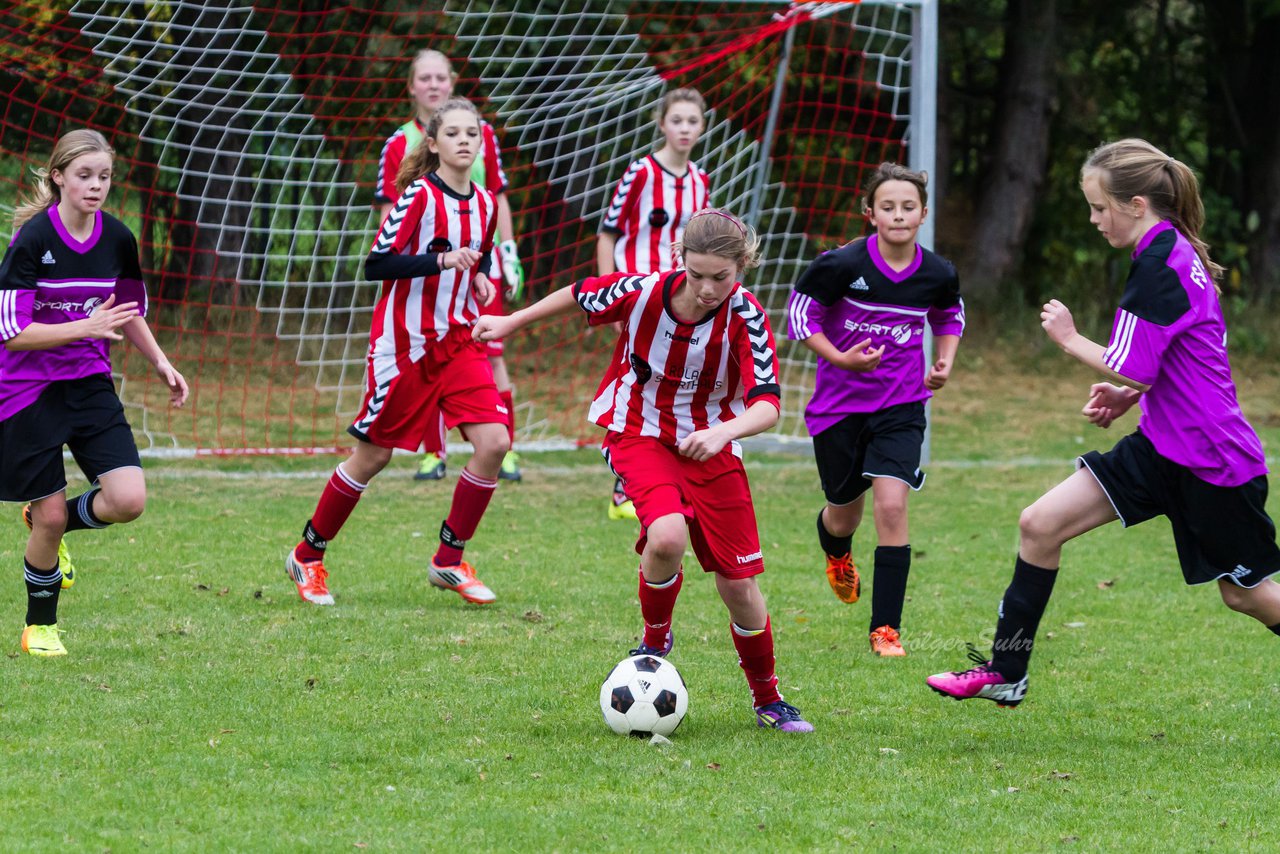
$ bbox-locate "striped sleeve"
[0,238,36,340]
[600,160,647,235]
[573,271,653,325]
[374,131,406,206]
[370,179,428,257]
[1102,307,1165,386]
[786,289,825,341]
[481,123,509,193]
[732,291,781,409]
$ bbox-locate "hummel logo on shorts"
[40,250,55,265]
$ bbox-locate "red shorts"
[350,328,506,453]
[603,432,764,578]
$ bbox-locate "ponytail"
[1082,138,1223,284]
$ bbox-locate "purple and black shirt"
[786,235,965,436]
[1102,221,1265,486]
[0,207,147,420]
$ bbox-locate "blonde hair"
[12,129,114,229]
[408,49,456,88]
[395,98,481,193]
[1082,138,1223,283]
[861,161,929,212]
[676,208,761,271]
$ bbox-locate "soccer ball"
[599,654,689,737]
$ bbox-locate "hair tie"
[690,209,746,235]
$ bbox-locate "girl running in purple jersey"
[0,129,188,657]
[786,163,964,657]
[928,138,1280,708]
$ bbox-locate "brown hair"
[395,98,480,193]
[653,87,706,124]
[676,208,761,271]
[861,162,928,212]
[1082,138,1223,282]
[13,129,114,229]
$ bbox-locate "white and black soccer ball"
[599,654,689,737]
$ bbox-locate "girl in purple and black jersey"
[786,163,963,658]
[0,129,188,657]
[929,138,1280,709]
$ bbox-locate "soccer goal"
[0,0,936,455]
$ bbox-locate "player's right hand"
[1082,382,1138,429]
[80,294,139,341]
[837,337,884,372]
[443,247,483,271]
[473,315,513,343]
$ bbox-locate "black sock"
[869,545,911,631]
[990,555,1059,682]
[1269,622,1280,637]
[816,509,852,558]
[24,558,62,625]
[64,487,108,533]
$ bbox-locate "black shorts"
[0,374,141,502]
[811,401,927,505]
[1079,431,1280,588]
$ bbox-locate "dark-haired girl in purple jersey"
[786,163,964,658]
[0,129,188,657]
[929,138,1280,708]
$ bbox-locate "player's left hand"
[1040,299,1077,347]
[155,360,189,408]
[925,357,952,390]
[499,239,525,301]
[678,426,730,462]
[474,272,496,307]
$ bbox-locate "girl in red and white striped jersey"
[597,87,711,518]
[285,99,510,608]
[477,210,815,733]
[375,48,525,483]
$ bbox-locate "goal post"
[0,0,938,456]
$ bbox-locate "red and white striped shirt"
[600,156,711,273]
[374,117,507,206]
[572,270,781,455]
[367,173,497,378]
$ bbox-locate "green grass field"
[3,353,1279,851]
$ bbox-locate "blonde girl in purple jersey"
[0,129,188,657]
[928,139,1280,708]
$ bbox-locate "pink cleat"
[926,645,1027,708]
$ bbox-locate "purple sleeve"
[1102,307,1174,385]
[786,288,827,340]
[0,239,37,340]
[927,297,965,337]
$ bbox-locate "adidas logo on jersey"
[40,250,55,265]
[849,276,869,291]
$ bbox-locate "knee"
[1018,504,1053,546]
[105,489,146,523]
[1219,582,1256,615]
[646,523,688,563]
[30,499,68,534]
[875,497,908,530]
[478,431,511,462]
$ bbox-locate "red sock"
[499,389,515,445]
[434,466,498,566]
[638,568,682,648]
[732,617,781,707]
[296,465,367,562]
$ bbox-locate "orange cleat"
[824,553,860,603]
[869,625,906,657]
[285,547,334,605]
[428,559,496,604]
